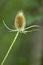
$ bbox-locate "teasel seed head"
[15,12,26,32]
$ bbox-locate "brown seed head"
[15,12,26,32]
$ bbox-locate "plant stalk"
[1,32,19,65]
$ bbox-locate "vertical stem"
[1,32,19,65]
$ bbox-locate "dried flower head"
[3,11,40,33]
[15,12,26,32]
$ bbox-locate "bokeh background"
[0,0,43,65]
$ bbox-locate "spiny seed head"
[15,12,26,32]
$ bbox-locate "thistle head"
[3,11,40,33]
[15,12,26,32]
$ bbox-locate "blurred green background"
[0,0,43,65]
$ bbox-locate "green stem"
[1,32,19,65]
